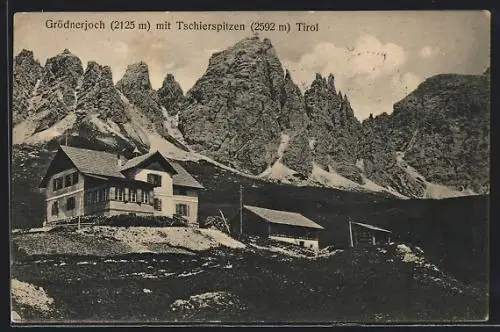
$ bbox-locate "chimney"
[117,153,122,167]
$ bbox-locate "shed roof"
[244,205,324,230]
[351,222,391,233]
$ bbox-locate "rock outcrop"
[12,49,43,125]
[300,73,363,182]
[158,74,185,116]
[77,61,127,123]
[116,62,164,131]
[29,49,84,132]
[12,50,151,153]
[379,73,490,194]
[178,36,288,174]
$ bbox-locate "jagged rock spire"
[327,73,336,93]
[158,73,185,116]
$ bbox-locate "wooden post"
[349,221,354,248]
[239,185,243,237]
[219,209,231,234]
[78,193,82,230]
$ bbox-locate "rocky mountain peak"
[281,68,309,132]
[43,49,83,78]
[11,39,489,199]
[117,62,153,92]
[77,60,127,123]
[301,70,362,180]
[116,61,164,132]
[327,73,336,93]
[12,49,44,124]
[23,50,84,132]
[157,73,185,116]
[179,36,291,173]
[16,49,36,60]
[163,73,176,84]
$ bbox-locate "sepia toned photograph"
[10,11,490,324]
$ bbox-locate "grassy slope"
[179,160,489,287]
[11,243,487,323]
[12,226,244,259]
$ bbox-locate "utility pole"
[349,220,354,248]
[78,191,82,230]
[239,184,243,237]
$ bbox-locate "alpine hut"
[349,221,392,247]
[234,205,325,251]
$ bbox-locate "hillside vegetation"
[11,242,487,322]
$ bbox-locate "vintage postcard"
[11,11,490,324]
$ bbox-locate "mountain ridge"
[11,37,490,199]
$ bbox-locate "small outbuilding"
[233,205,325,251]
[349,221,392,247]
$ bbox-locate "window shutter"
[51,202,59,216]
[153,198,162,211]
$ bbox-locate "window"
[85,188,108,205]
[154,198,162,211]
[147,173,162,186]
[85,192,91,206]
[66,197,76,210]
[72,172,79,185]
[51,201,59,216]
[65,174,72,187]
[141,190,150,204]
[175,203,189,217]
[174,187,187,195]
[52,177,63,191]
[115,187,124,201]
[63,172,79,187]
[129,189,137,202]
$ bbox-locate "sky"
[13,11,490,120]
